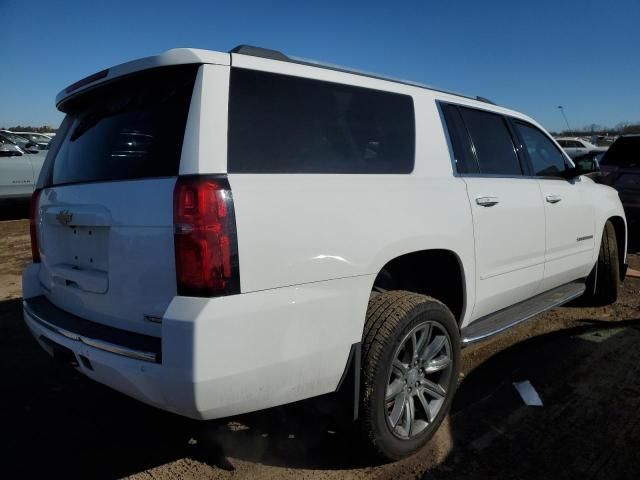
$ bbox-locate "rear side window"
[47,65,198,186]
[514,122,567,177]
[459,107,522,176]
[228,68,415,173]
[440,103,478,174]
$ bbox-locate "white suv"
[23,46,628,460]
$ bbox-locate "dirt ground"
[1,204,639,479]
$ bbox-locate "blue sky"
[1,0,639,132]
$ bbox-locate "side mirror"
[566,157,601,179]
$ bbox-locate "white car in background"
[12,132,53,150]
[0,132,47,201]
[556,137,608,159]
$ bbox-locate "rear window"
[228,68,415,173]
[46,65,198,186]
[601,136,640,168]
[459,107,522,176]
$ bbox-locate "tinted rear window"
[440,103,478,174]
[228,68,415,173]
[601,137,640,167]
[459,107,522,176]
[47,65,197,186]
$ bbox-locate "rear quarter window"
[228,68,415,174]
[46,65,198,186]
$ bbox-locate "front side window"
[515,122,567,177]
[459,107,522,175]
[228,68,415,173]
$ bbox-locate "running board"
[461,281,586,345]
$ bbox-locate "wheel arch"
[370,249,468,326]
[608,215,627,280]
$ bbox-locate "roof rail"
[229,44,496,106]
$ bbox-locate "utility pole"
[557,105,571,133]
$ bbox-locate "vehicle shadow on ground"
[0,200,30,221]
[3,293,640,478]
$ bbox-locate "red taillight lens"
[173,176,240,297]
[30,188,42,263]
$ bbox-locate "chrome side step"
[461,281,586,345]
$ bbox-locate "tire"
[359,291,460,461]
[584,221,620,305]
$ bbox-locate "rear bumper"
[22,263,372,420]
[24,296,161,363]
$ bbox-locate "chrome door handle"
[475,196,499,207]
[545,194,562,204]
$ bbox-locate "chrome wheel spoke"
[416,389,433,423]
[389,391,407,427]
[415,324,431,358]
[421,378,446,400]
[392,359,408,376]
[420,334,446,363]
[425,355,452,373]
[411,331,419,362]
[386,379,405,402]
[403,396,415,436]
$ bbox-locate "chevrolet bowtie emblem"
[56,210,73,226]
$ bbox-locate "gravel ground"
[1,210,639,479]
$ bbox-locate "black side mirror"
[562,162,599,179]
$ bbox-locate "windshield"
[45,65,197,186]
[2,132,29,148]
[600,136,640,168]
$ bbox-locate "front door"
[512,121,595,292]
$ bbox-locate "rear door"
[441,104,545,321]
[34,65,199,336]
[512,120,595,291]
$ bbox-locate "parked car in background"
[12,132,52,150]
[557,137,608,159]
[22,46,627,461]
[596,135,640,225]
[0,132,47,201]
[0,130,40,153]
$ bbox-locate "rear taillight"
[30,188,42,263]
[173,175,240,297]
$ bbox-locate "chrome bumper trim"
[24,300,158,363]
